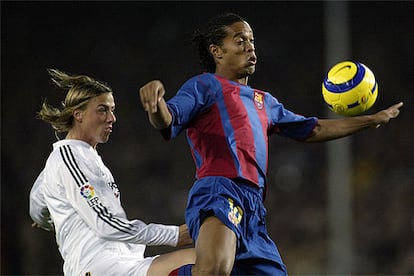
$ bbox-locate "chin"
[242,66,255,77]
[100,136,110,144]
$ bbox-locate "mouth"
[248,56,257,66]
[105,126,113,133]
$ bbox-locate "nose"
[246,41,255,52]
[108,111,116,123]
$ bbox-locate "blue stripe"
[348,101,360,108]
[240,87,266,187]
[323,62,366,93]
[186,134,202,173]
[372,81,377,93]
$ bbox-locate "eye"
[236,38,244,45]
[97,106,111,114]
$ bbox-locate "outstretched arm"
[305,102,403,143]
[139,80,172,129]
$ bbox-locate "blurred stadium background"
[1,1,413,275]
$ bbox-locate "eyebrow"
[97,104,115,109]
[233,31,253,39]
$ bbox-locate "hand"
[31,220,54,232]
[139,80,166,113]
[176,224,193,247]
[373,102,403,128]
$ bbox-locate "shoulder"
[47,140,97,174]
[182,73,220,91]
[50,140,91,160]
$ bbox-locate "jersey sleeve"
[29,170,54,231]
[267,95,318,141]
[56,145,179,247]
[162,74,216,140]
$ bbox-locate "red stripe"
[221,79,259,183]
[187,104,237,178]
[168,268,179,276]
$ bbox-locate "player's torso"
[43,141,127,262]
[187,74,270,186]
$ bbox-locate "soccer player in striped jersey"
[139,13,403,275]
[29,69,195,275]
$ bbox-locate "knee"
[193,259,233,275]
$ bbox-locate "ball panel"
[328,61,358,84]
[323,61,366,93]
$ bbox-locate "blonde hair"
[38,69,112,134]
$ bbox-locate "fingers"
[388,101,403,118]
[139,80,166,113]
[394,101,404,109]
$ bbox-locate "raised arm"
[139,80,172,129]
[305,102,403,143]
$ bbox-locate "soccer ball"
[322,61,378,116]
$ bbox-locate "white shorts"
[80,254,159,276]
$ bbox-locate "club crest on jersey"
[227,198,243,227]
[254,91,264,110]
[80,184,100,207]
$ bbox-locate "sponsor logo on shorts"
[227,198,243,226]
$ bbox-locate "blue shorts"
[185,176,288,275]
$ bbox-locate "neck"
[66,131,97,149]
[214,70,249,85]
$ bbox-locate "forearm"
[306,115,377,142]
[94,218,179,247]
[305,102,403,142]
[147,98,172,129]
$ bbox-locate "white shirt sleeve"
[29,170,54,231]
[56,144,179,247]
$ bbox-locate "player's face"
[214,21,257,81]
[77,93,116,147]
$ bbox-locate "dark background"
[1,1,413,275]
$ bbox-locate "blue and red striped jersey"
[163,73,317,188]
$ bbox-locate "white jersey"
[29,139,179,275]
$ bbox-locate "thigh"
[146,248,196,276]
[195,216,237,272]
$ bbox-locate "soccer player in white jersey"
[29,69,195,276]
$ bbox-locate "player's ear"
[73,109,83,123]
[209,44,223,59]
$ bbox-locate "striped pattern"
[59,144,135,234]
[167,73,316,188]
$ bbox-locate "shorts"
[79,253,158,276]
[185,176,288,275]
